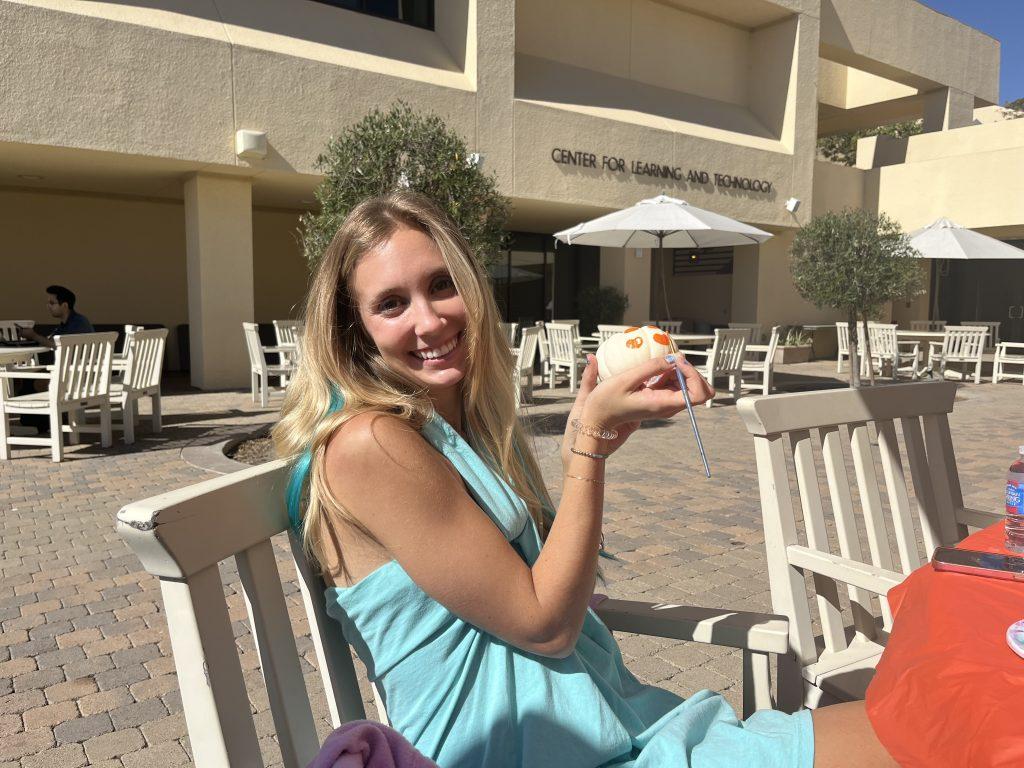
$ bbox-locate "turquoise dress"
[325,415,813,768]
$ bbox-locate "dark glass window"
[312,0,434,29]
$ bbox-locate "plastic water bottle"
[1006,446,1024,553]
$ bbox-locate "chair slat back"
[500,322,519,346]
[738,382,966,672]
[910,320,946,332]
[973,321,1000,347]
[123,328,168,392]
[763,326,781,360]
[534,322,549,363]
[243,322,268,375]
[116,461,368,768]
[658,320,683,334]
[867,324,898,359]
[597,324,632,343]
[728,322,762,344]
[942,325,988,360]
[0,320,34,342]
[545,323,578,366]
[273,320,305,348]
[515,326,540,374]
[834,322,849,354]
[710,329,748,372]
[53,333,116,404]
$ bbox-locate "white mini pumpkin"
[596,326,679,381]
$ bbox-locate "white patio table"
[0,346,48,366]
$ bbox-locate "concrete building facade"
[2,0,1022,387]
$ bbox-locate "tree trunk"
[847,313,861,388]
[861,313,876,386]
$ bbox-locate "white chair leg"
[151,392,162,433]
[67,408,81,445]
[0,412,10,461]
[974,361,982,385]
[260,375,269,409]
[122,400,136,445]
[251,372,259,404]
[50,406,63,463]
[99,403,112,448]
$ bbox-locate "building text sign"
[550,147,773,193]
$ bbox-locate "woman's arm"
[323,356,712,658]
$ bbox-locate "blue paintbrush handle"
[673,366,711,478]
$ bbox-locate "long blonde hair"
[274,192,554,577]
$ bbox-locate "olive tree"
[300,102,510,268]
[790,209,925,386]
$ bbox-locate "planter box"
[773,345,813,364]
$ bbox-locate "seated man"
[15,285,95,433]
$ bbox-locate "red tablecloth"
[865,522,1024,767]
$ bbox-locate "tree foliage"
[790,209,925,385]
[1001,96,1024,120]
[817,120,923,166]
[577,285,629,335]
[300,102,510,267]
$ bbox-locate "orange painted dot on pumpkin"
[625,326,639,333]
[626,337,643,349]
[653,332,670,345]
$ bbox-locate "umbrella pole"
[659,235,672,321]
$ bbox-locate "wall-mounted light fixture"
[235,130,268,160]
[785,197,801,213]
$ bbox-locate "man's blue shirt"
[51,311,94,337]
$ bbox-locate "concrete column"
[184,174,254,390]
[922,87,974,132]
[599,247,652,324]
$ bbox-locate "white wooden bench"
[117,461,793,767]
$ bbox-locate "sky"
[918,0,1024,103]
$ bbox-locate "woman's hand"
[561,354,713,468]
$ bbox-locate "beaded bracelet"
[570,446,611,460]
[565,473,605,485]
[570,418,618,441]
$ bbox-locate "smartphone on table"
[931,547,1024,582]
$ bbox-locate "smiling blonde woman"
[274,191,896,768]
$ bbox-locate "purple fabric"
[589,592,609,610]
[308,721,439,768]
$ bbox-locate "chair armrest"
[0,370,51,380]
[594,598,789,655]
[955,506,1005,529]
[261,345,294,354]
[999,342,1024,350]
[746,344,769,352]
[682,349,711,358]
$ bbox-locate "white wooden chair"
[684,328,748,407]
[115,462,792,766]
[534,322,551,388]
[993,342,1024,385]
[0,332,116,462]
[740,326,780,397]
[513,326,541,405]
[111,324,143,382]
[0,320,34,341]
[79,328,167,444]
[657,320,683,335]
[244,323,297,408]
[273,320,305,379]
[834,322,850,373]
[596,324,633,343]
[909,320,946,332]
[737,381,1002,710]
[499,322,519,346]
[728,322,763,344]
[544,322,585,393]
[925,325,989,384]
[973,320,1001,350]
[866,324,920,380]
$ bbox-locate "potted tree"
[773,326,814,364]
[791,209,924,386]
[577,286,629,336]
[300,101,510,268]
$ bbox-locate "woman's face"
[349,225,470,398]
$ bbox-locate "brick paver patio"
[2,364,1020,766]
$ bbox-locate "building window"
[672,247,734,275]
[312,0,434,30]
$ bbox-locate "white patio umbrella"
[908,217,1024,318]
[554,194,772,319]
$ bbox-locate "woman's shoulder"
[324,410,444,480]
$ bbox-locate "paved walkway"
[1,366,1020,766]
